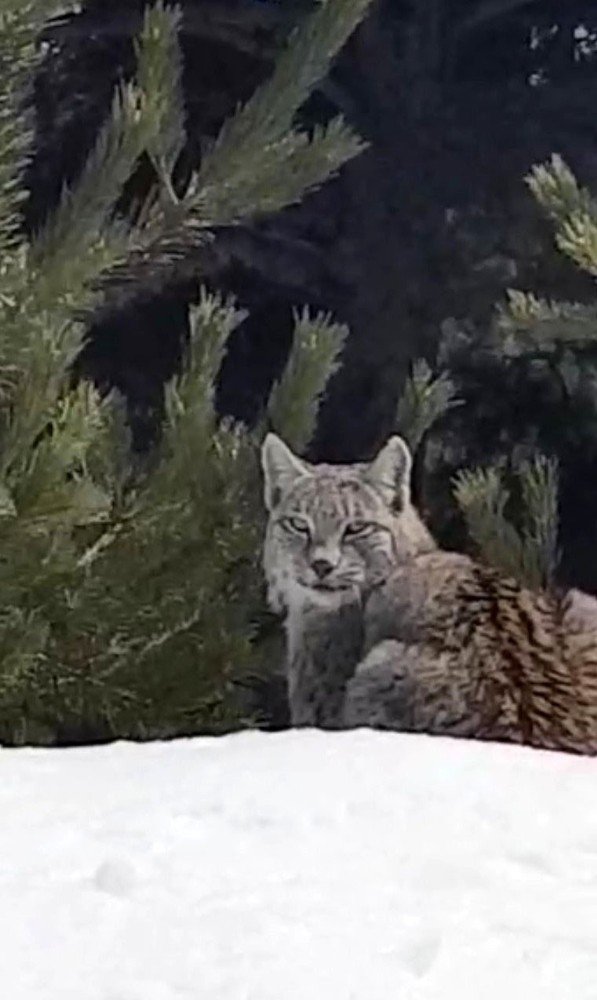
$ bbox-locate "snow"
[1,730,597,1000]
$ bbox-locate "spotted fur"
[261,433,597,755]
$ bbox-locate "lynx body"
[261,433,597,754]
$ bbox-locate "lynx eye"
[281,515,310,536]
[343,520,376,538]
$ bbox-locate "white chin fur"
[285,577,360,611]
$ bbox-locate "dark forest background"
[27,0,597,593]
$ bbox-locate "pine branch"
[71,295,264,733]
[395,359,460,453]
[526,155,595,228]
[105,0,374,290]
[0,305,262,736]
[0,2,71,258]
[0,4,186,477]
[117,118,366,292]
[134,1,185,185]
[163,290,246,448]
[556,213,597,280]
[497,157,597,425]
[198,0,371,177]
[497,290,597,355]
[519,454,559,591]
[189,116,366,229]
[453,465,527,582]
[267,307,348,450]
[0,604,49,744]
[8,381,111,526]
[85,389,133,508]
[527,155,597,279]
[0,4,34,257]
[30,84,154,300]
[453,456,560,590]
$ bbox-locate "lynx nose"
[311,557,335,580]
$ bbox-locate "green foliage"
[267,308,348,451]
[391,339,561,590]
[0,0,373,744]
[135,1,185,183]
[196,117,365,230]
[395,359,460,454]
[453,456,559,590]
[526,154,595,229]
[194,0,370,209]
[501,154,597,352]
[497,291,597,354]
[518,454,560,589]
[0,297,345,746]
[0,1,71,258]
[452,465,525,580]
[445,152,597,591]
[118,0,372,287]
[526,155,597,280]
[391,319,562,592]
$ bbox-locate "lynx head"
[261,433,433,612]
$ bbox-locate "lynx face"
[261,433,419,611]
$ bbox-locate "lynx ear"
[364,435,412,511]
[261,433,311,511]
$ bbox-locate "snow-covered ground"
[1,730,596,1000]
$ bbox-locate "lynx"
[261,432,597,755]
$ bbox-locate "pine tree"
[394,321,560,592]
[462,153,597,590]
[0,0,373,744]
[397,154,597,591]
